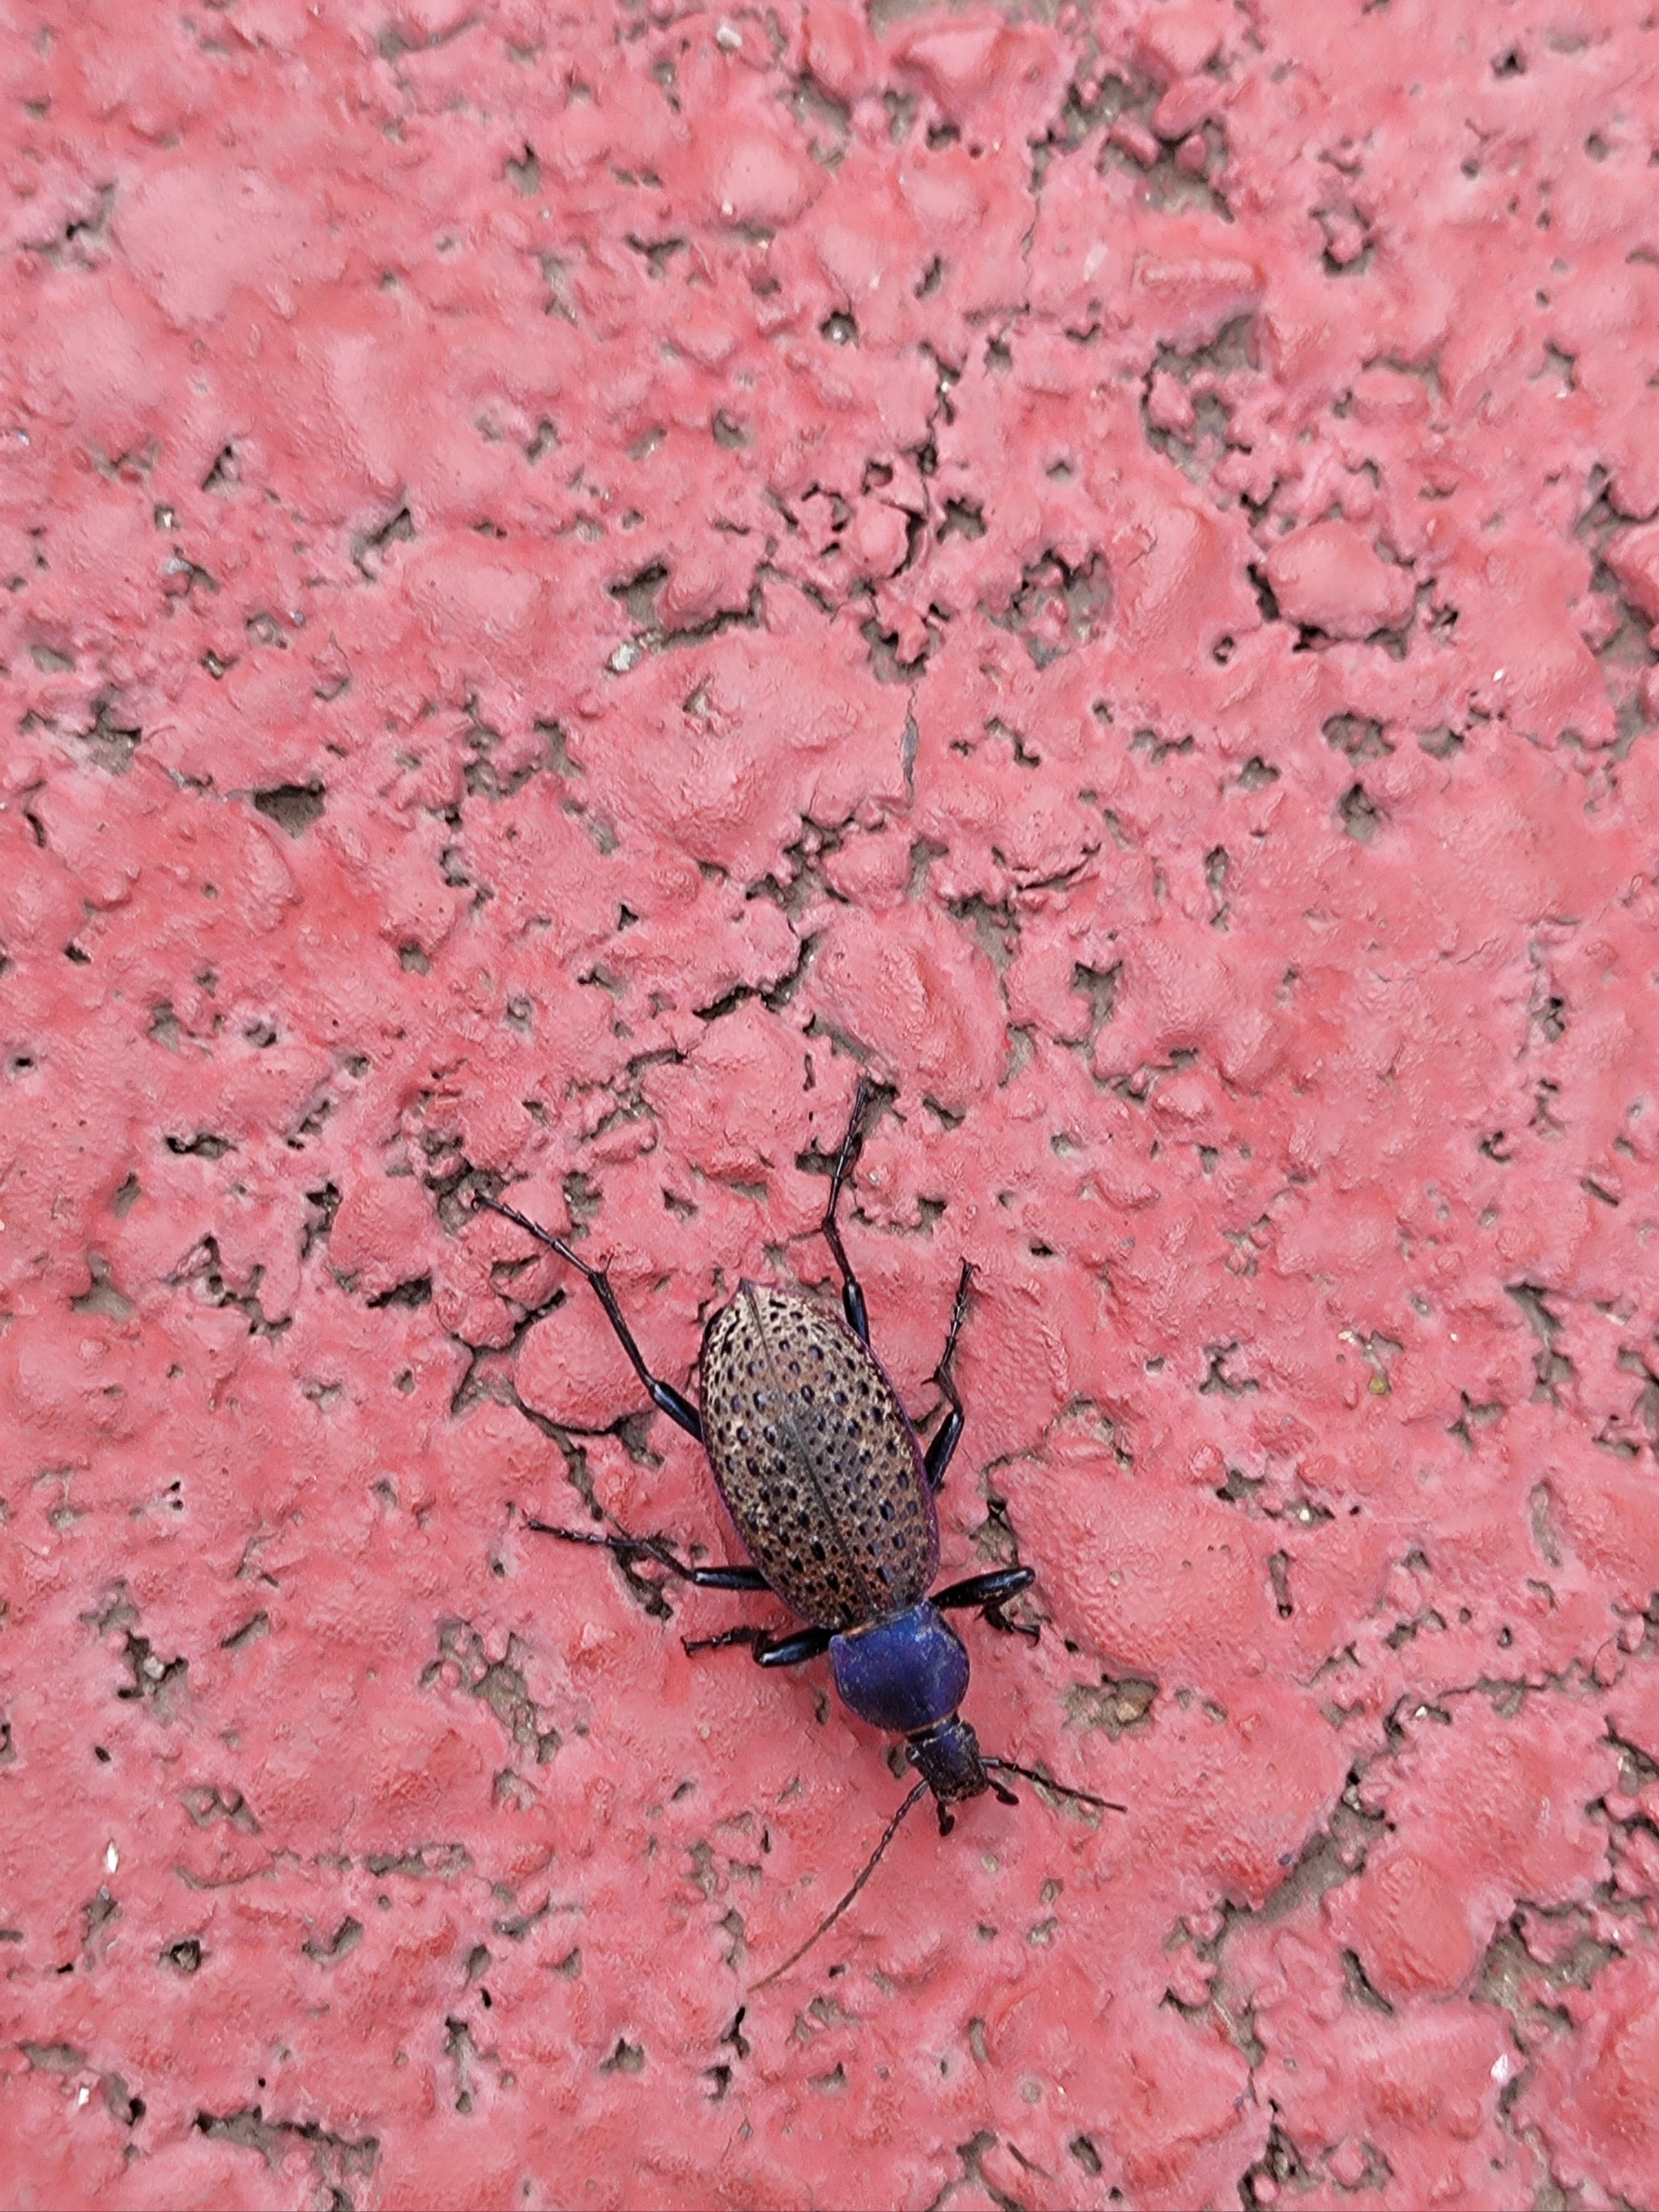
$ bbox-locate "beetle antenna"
[983,1758,1128,1815]
[748,1779,930,1994]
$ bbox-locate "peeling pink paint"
[1263,519,1416,641]
[2,2,1659,2208]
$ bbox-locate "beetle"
[475,1080,1120,1982]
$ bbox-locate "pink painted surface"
[2,2,1658,2206]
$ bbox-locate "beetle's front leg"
[932,1564,1039,1641]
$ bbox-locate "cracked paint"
[2,2,1659,2209]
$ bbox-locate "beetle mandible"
[476,1080,1121,1982]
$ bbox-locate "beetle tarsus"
[682,1625,769,1656]
[818,1076,878,1345]
[476,1193,705,1443]
[525,1519,765,1592]
[684,1624,834,1668]
[982,1600,1041,1643]
[524,1519,629,1551]
[922,1259,975,1490]
[932,1565,1037,1640]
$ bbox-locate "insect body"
[696,1273,1020,1817]
[477,1081,1120,1980]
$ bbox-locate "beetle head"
[905,1715,1017,1832]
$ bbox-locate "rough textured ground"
[2,2,1659,2206]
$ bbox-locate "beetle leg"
[922,1259,975,1491]
[524,1521,766,1590]
[817,1076,877,1345]
[755,1626,834,1668]
[979,1600,1040,1642]
[682,1625,768,1656]
[676,1560,770,1591]
[931,1564,1039,1641]
[476,1196,704,1443]
[683,1625,834,1668]
[922,1408,962,1491]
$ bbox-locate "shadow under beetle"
[476,1080,1122,1984]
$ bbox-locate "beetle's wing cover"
[699,1287,938,1631]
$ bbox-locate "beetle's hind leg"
[932,1564,1040,1642]
[817,1076,879,1345]
[524,1520,766,1592]
[475,1196,704,1444]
